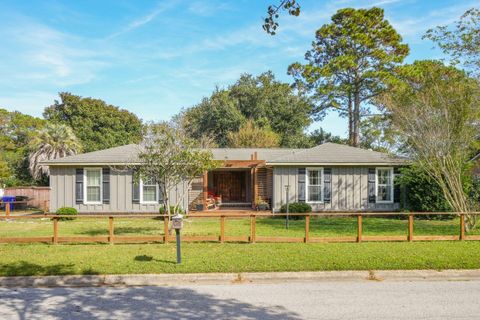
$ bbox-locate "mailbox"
[171,214,184,230]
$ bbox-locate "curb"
[1,270,480,287]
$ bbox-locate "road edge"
[1,269,480,287]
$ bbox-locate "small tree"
[135,122,217,218]
[378,60,480,229]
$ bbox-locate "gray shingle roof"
[267,143,406,165]
[42,143,406,165]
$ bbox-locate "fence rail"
[1,211,480,245]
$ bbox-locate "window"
[376,167,393,203]
[141,177,158,203]
[85,168,102,204]
[306,168,323,203]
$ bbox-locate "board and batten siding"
[49,166,188,213]
[272,166,400,212]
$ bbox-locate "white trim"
[83,167,103,205]
[306,167,324,204]
[139,177,159,204]
[375,167,394,204]
[266,162,407,166]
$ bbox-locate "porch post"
[203,171,208,210]
[252,166,258,209]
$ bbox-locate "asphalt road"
[1,280,479,319]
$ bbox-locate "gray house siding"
[272,166,400,212]
[49,166,189,213]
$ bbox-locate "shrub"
[279,202,312,220]
[55,207,78,221]
[159,205,185,215]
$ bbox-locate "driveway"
[1,280,479,319]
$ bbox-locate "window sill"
[83,202,102,205]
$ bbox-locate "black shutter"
[158,184,163,203]
[102,168,110,204]
[368,168,376,203]
[75,168,83,204]
[298,168,306,202]
[132,170,140,204]
[323,168,332,203]
[394,167,401,203]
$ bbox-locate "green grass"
[1,241,480,276]
[0,216,476,238]
[1,216,478,276]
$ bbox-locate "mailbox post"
[171,213,184,264]
[285,185,290,229]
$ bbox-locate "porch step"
[220,202,252,207]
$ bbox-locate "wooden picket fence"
[0,210,479,244]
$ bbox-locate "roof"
[267,143,407,165]
[41,143,407,166]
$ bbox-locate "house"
[43,143,407,213]
[471,153,480,179]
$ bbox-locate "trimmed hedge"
[159,206,185,215]
[55,207,78,221]
[279,202,312,220]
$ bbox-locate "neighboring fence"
[4,187,50,210]
[0,211,479,244]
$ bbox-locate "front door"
[213,171,246,202]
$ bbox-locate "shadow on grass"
[0,261,99,276]
[134,255,176,265]
[0,286,302,320]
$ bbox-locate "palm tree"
[29,123,82,180]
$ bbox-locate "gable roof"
[41,143,407,166]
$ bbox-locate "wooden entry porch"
[201,152,270,210]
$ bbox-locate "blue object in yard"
[1,196,15,211]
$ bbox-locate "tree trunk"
[352,91,361,147]
[348,93,354,146]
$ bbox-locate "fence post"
[5,202,10,218]
[460,214,465,241]
[53,217,58,244]
[304,214,310,243]
[164,216,169,243]
[250,215,256,243]
[408,214,414,242]
[357,214,362,243]
[109,216,115,244]
[220,215,225,243]
[43,200,48,214]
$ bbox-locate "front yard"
[1,215,478,276]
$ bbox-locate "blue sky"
[0,0,477,137]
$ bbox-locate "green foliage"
[43,92,143,153]
[308,128,347,147]
[424,8,480,75]
[227,120,280,148]
[360,115,402,153]
[264,0,301,35]
[179,72,313,147]
[159,206,185,215]
[28,123,82,180]
[0,108,45,186]
[289,7,409,146]
[0,160,11,186]
[397,166,451,212]
[280,202,312,213]
[55,207,78,221]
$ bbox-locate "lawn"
[1,215,478,276]
[0,215,476,239]
[1,241,480,276]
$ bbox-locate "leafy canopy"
[43,93,143,153]
[379,60,480,228]
[178,72,313,148]
[289,7,409,146]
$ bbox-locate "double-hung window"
[141,177,158,203]
[85,168,102,204]
[376,167,393,203]
[306,168,323,203]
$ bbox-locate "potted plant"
[256,197,269,211]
